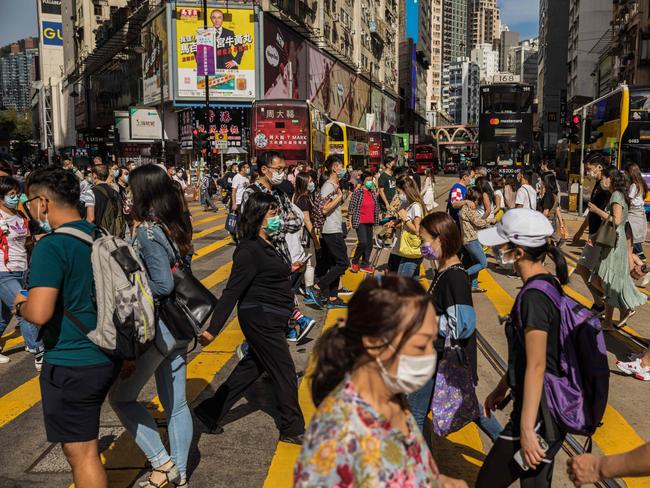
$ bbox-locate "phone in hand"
[513,434,549,471]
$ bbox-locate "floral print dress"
[294,376,439,488]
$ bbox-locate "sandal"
[138,463,181,488]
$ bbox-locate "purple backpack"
[515,280,610,436]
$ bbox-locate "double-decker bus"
[368,132,405,169]
[479,82,534,175]
[414,143,437,174]
[251,99,326,167]
[570,84,650,212]
[325,122,369,168]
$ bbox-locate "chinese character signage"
[191,107,248,148]
[175,6,256,101]
[142,11,169,105]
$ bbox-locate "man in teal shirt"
[14,167,115,488]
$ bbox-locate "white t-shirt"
[515,184,537,209]
[79,179,95,208]
[231,173,250,205]
[629,184,645,210]
[0,210,29,272]
[493,189,504,210]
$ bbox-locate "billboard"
[479,113,533,143]
[129,107,163,140]
[42,21,63,46]
[175,6,255,101]
[142,10,169,105]
[263,16,307,99]
[41,0,61,15]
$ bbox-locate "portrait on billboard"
[176,5,255,101]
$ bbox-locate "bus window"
[329,123,344,141]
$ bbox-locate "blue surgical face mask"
[337,169,347,179]
[35,199,52,232]
[113,170,121,179]
[4,194,19,209]
[308,182,316,193]
[124,175,129,184]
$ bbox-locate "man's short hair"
[26,166,80,207]
[257,151,284,170]
[92,163,109,181]
[459,168,472,179]
[324,155,342,172]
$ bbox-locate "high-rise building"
[608,1,650,87]
[508,38,538,88]
[567,0,611,106]
[469,0,501,51]
[499,30,519,72]
[0,40,38,111]
[470,43,499,82]
[441,58,480,125]
[426,0,443,127]
[538,0,570,149]
[442,0,469,68]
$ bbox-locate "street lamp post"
[158,36,166,161]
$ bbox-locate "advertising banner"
[42,21,63,46]
[175,6,255,101]
[129,107,162,140]
[196,107,249,148]
[479,113,533,143]
[143,11,169,105]
[263,15,307,99]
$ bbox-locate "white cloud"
[498,0,539,26]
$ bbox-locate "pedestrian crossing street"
[1,202,649,487]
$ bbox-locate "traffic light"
[569,115,581,144]
[199,130,210,154]
[192,128,200,149]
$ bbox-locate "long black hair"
[129,164,192,255]
[475,176,495,205]
[238,191,278,240]
[293,171,311,206]
[310,275,431,406]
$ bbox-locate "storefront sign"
[142,11,169,105]
[129,107,162,140]
[42,21,63,46]
[175,5,256,101]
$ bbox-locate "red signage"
[252,103,309,163]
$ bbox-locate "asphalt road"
[1,176,649,487]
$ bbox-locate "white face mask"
[376,345,436,395]
[270,170,285,185]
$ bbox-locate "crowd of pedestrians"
[2,151,650,488]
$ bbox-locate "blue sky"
[0,0,38,47]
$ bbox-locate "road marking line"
[193,223,225,240]
[192,214,225,227]
[0,328,23,353]
[193,236,232,261]
[480,269,650,488]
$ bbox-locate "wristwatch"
[15,301,25,317]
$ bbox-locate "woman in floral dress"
[294,275,467,488]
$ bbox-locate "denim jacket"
[132,222,176,299]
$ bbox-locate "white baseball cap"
[478,208,554,248]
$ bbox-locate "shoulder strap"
[54,227,95,246]
[521,279,563,310]
[64,308,92,334]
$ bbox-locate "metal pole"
[159,36,166,161]
[578,106,587,215]
[203,0,210,173]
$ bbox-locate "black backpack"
[94,184,126,238]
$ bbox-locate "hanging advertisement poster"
[175,5,256,101]
[142,10,169,105]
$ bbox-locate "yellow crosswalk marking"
[193,236,232,261]
[480,269,650,488]
[193,223,225,240]
[192,214,225,227]
[0,376,40,428]
[0,328,23,353]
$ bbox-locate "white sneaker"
[616,358,650,380]
[0,353,10,364]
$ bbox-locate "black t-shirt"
[541,170,558,194]
[507,274,561,416]
[275,180,294,199]
[92,183,118,226]
[541,191,556,212]
[588,181,610,235]
[432,265,478,385]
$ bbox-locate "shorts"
[577,233,600,271]
[40,361,117,443]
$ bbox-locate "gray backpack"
[54,227,156,359]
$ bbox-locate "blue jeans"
[464,240,488,289]
[109,322,192,479]
[200,189,217,210]
[407,377,503,441]
[0,271,43,353]
[398,257,423,278]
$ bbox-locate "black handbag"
[157,232,218,340]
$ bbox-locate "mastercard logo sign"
[489,118,500,126]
